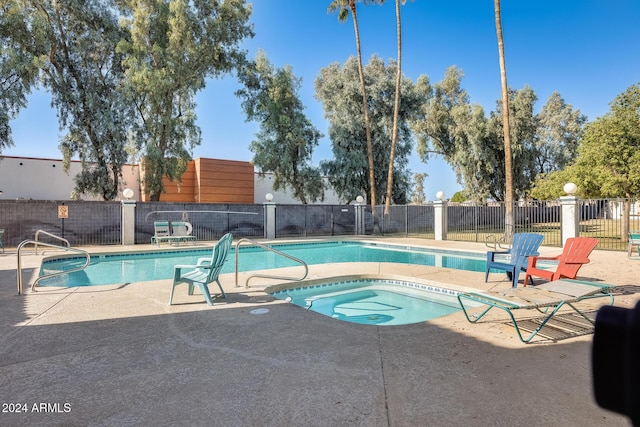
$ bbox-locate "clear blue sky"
[5,0,640,201]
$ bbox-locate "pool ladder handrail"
[234,238,308,288]
[16,239,91,294]
[33,229,71,255]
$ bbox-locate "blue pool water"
[39,241,487,287]
[270,278,461,326]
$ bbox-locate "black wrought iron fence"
[444,201,562,247]
[275,204,356,237]
[375,205,435,238]
[0,198,638,251]
[579,198,640,250]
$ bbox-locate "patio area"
[1,238,637,426]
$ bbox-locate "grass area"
[396,219,635,252]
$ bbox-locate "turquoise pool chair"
[485,232,544,288]
[628,231,640,259]
[151,221,172,245]
[0,229,4,253]
[169,233,233,306]
[171,221,197,245]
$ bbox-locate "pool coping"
[264,272,480,296]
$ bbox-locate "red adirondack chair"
[524,237,598,286]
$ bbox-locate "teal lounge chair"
[628,231,640,259]
[169,233,233,306]
[0,229,4,253]
[485,232,544,288]
[171,221,197,245]
[457,279,615,343]
[151,221,172,245]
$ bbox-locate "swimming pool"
[38,240,488,287]
[268,276,463,326]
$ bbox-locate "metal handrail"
[34,229,70,255]
[17,239,91,294]
[234,238,308,288]
[485,224,513,251]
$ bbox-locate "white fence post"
[354,203,364,235]
[264,201,276,239]
[121,200,136,245]
[560,195,579,245]
[434,199,448,241]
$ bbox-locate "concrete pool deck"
[1,237,638,426]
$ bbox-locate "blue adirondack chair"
[169,233,233,305]
[485,232,544,288]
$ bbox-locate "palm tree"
[384,0,405,216]
[494,0,514,238]
[328,0,377,224]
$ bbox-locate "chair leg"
[215,279,226,299]
[510,269,519,288]
[194,283,214,306]
[169,281,178,305]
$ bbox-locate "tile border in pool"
[264,273,479,299]
[40,238,487,268]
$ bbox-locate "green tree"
[328,0,379,218]
[315,55,419,205]
[450,191,466,203]
[413,67,582,203]
[531,84,640,201]
[532,84,640,237]
[411,172,426,204]
[534,91,586,174]
[529,168,577,200]
[1,0,132,200]
[486,85,538,200]
[236,51,324,204]
[412,67,494,202]
[118,0,253,201]
[0,1,40,152]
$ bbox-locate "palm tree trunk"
[349,0,377,222]
[495,0,514,239]
[385,0,402,216]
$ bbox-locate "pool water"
[39,241,487,287]
[270,278,461,326]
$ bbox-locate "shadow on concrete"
[0,271,629,426]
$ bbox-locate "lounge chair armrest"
[174,263,212,280]
[530,255,560,261]
[487,250,510,262]
[564,258,591,265]
[174,263,213,274]
[527,255,556,269]
[175,263,212,269]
